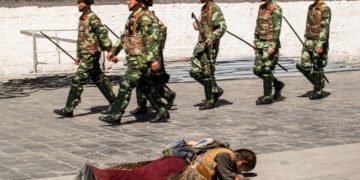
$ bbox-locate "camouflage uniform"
[190,0,226,108]
[134,16,176,112]
[297,0,331,99]
[64,8,115,113]
[253,0,283,104]
[109,7,168,121]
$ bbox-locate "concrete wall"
[0,1,359,75]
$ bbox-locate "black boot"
[309,71,324,100]
[309,92,323,100]
[149,111,170,123]
[53,108,73,117]
[130,107,148,115]
[273,79,285,100]
[99,115,121,124]
[256,76,273,105]
[256,97,273,105]
[166,91,176,110]
[199,103,215,110]
[296,63,314,85]
[200,80,215,110]
[214,87,224,103]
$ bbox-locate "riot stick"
[226,30,288,72]
[104,24,120,39]
[40,31,76,62]
[282,16,329,83]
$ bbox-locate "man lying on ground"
[74,138,257,180]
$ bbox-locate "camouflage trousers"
[135,83,175,109]
[190,42,220,105]
[297,39,329,95]
[111,65,168,120]
[65,53,115,112]
[253,42,281,100]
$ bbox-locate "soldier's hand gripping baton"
[226,30,288,72]
[282,16,329,83]
[40,31,76,62]
[191,12,214,67]
[104,24,120,39]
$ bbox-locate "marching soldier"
[131,19,176,115]
[101,0,170,123]
[54,0,115,117]
[190,0,227,110]
[253,0,284,105]
[296,0,331,100]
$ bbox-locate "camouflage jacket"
[199,0,227,43]
[305,0,331,49]
[77,8,112,57]
[111,7,160,68]
[254,1,282,49]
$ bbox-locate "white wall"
[0,1,358,75]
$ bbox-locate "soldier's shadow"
[113,107,171,126]
[75,105,108,117]
[56,105,108,119]
[194,99,233,108]
[298,91,331,98]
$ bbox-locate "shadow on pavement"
[194,99,234,108]
[298,91,331,98]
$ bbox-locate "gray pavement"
[0,71,359,179]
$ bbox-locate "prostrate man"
[74,138,256,180]
[165,138,257,180]
[253,0,284,105]
[190,0,227,110]
[296,0,331,100]
[101,0,170,124]
[54,0,115,117]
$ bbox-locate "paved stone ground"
[0,71,360,179]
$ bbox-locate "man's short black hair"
[234,149,257,171]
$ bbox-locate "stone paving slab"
[0,71,359,179]
[256,143,360,180]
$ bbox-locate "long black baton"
[40,31,76,62]
[282,16,329,83]
[226,30,288,72]
[104,24,120,39]
[283,16,304,45]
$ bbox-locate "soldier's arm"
[315,6,331,49]
[139,14,160,64]
[110,38,123,56]
[210,4,227,42]
[90,15,113,51]
[254,8,261,48]
[269,7,282,49]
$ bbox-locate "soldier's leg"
[130,86,148,115]
[297,43,314,85]
[100,69,139,123]
[54,54,93,117]
[253,49,265,100]
[271,50,285,100]
[199,52,216,110]
[310,50,328,100]
[190,57,205,85]
[254,50,274,105]
[140,81,170,123]
[91,53,116,104]
[211,42,223,101]
[161,84,176,109]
